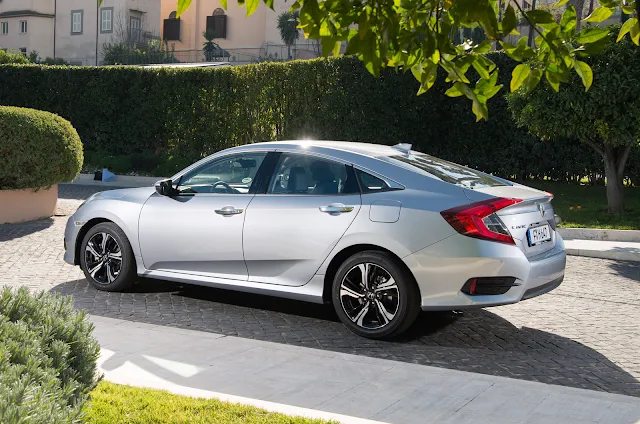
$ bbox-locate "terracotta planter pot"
[0,185,58,224]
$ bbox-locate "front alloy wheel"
[84,232,122,284]
[80,222,135,291]
[332,251,420,339]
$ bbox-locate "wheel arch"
[321,244,418,303]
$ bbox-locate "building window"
[163,11,180,41]
[1,22,8,35]
[20,21,27,34]
[206,9,227,39]
[129,17,141,41]
[100,8,113,33]
[71,10,83,34]
[19,48,27,56]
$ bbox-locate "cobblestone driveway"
[1,185,638,397]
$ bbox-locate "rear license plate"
[527,224,552,246]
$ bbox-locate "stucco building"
[0,0,161,65]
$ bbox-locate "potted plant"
[0,106,83,224]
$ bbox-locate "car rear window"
[390,153,507,189]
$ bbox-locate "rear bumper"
[403,234,566,311]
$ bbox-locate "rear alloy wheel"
[332,251,420,339]
[80,222,135,291]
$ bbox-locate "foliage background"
[0,57,637,182]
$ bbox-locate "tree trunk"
[570,0,585,30]
[601,144,632,214]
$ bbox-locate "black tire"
[331,250,420,339]
[79,222,136,292]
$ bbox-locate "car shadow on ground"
[50,277,639,397]
[0,218,54,242]
[608,260,640,281]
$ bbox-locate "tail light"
[440,198,522,245]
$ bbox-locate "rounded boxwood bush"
[0,287,100,423]
[0,106,83,190]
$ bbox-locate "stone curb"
[565,247,640,262]
[558,228,640,243]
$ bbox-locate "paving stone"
[0,184,638,397]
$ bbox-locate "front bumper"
[63,215,83,265]
[403,233,566,311]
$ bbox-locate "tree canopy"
[508,32,640,213]
[161,0,640,121]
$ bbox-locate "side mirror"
[155,179,174,196]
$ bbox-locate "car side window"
[177,152,267,194]
[267,153,358,195]
[356,169,391,193]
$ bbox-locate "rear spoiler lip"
[497,195,554,216]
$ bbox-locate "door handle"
[215,206,244,216]
[319,203,354,214]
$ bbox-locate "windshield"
[390,153,507,189]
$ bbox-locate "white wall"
[0,0,55,57]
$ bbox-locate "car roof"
[237,140,405,159]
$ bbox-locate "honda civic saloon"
[64,141,566,339]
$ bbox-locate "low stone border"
[70,173,165,188]
[558,228,640,243]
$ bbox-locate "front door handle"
[319,203,354,214]
[215,206,244,216]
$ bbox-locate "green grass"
[525,181,640,230]
[84,382,334,424]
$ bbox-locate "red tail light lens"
[440,198,522,245]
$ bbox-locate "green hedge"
[0,106,83,190]
[0,287,100,423]
[0,58,637,183]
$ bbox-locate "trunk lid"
[466,184,557,257]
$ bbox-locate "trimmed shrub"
[0,50,29,65]
[0,106,83,190]
[0,58,637,183]
[0,287,100,423]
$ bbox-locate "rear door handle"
[215,206,244,216]
[319,203,354,214]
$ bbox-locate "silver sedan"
[64,141,566,339]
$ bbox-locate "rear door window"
[390,153,507,189]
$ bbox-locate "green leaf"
[502,5,517,36]
[263,0,273,9]
[245,0,260,16]
[527,10,555,24]
[574,60,593,91]
[445,82,466,98]
[560,5,577,34]
[545,70,560,92]
[511,64,530,92]
[474,40,492,54]
[617,17,637,42]
[472,59,490,79]
[176,0,192,18]
[584,6,613,23]
[631,20,640,46]
[575,27,610,44]
[553,0,569,6]
[524,68,543,93]
[483,84,503,100]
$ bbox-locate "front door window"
[178,153,266,194]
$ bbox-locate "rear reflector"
[461,277,519,295]
[441,197,522,245]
